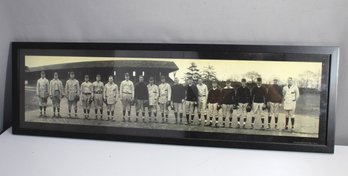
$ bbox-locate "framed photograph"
[12,42,338,153]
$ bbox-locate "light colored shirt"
[104,82,119,104]
[197,83,208,97]
[81,81,93,94]
[49,79,63,96]
[93,81,104,94]
[36,77,49,98]
[120,80,134,99]
[283,84,300,102]
[159,82,171,101]
[65,79,80,95]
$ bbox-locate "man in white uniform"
[120,73,134,122]
[37,71,49,117]
[65,72,80,118]
[158,76,171,123]
[282,77,300,130]
[49,72,63,118]
[93,74,104,120]
[147,77,159,122]
[81,75,93,119]
[196,78,208,125]
[104,76,118,121]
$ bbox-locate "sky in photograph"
[26,56,322,84]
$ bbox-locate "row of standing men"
[36,71,300,129]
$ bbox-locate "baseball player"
[207,80,221,127]
[134,75,149,122]
[196,78,208,125]
[251,77,267,129]
[49,72,63,118]
[158,76,172,123]
[65,71,80,118]
[184,77,198,125]
[36,71,49,117]
[267,78,283,129]
[120,73,134,122]
[80,75,93,119]
[283,77,300,130]
[220,79,236,128]
[171,77,185,124]
[236,78,251,128]
[104,76,118,121]
[147,77,159,122]
[92,74,104,120]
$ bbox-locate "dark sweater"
[208,88,221,104]
[267,84,283,103]
[236,86,251,104]
[251,86,267,103]
[171,84,186,103]
[134,82,149,100]
[185,84,198,101]
[220,87,236,105]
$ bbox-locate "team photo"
[24,56,322,138]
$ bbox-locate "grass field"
[24,86,320,138]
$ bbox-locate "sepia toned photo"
[24,56,322,138]
[13,42,337,153]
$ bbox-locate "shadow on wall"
[3,44,12,132]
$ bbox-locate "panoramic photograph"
[24,56,323,138]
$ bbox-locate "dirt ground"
[25,86,319,138]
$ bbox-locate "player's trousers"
[106,103,116,111]
[38,96,48,106]
[269,102,280,117]
[222,104,233,118]
[81,93,92,109]
[197,97,207,115]
[185,100,196,115]
[93,93,103,110]
[173,102,183,113]
[208,103,218,118]
[253,103,264,118]
[238,103,248,118]
[136,99,148,113]
[121,93,132,111]
[68,100,78,110]
[51,90,61,108]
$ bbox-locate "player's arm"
[115,85,118,100]
[295,86,300,101]
[167,84,171,102]
[119,82,123,100]
[131,82,135,100]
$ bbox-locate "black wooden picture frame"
[12,42,338,153]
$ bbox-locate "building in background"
[25,60,179,85]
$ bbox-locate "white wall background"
[0,0,347,144]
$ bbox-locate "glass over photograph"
[24,56,323,138]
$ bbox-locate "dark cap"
[241,78,246,82]
[226,79,231,83]
[257,77,262,82]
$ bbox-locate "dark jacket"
[208,88,221,104]
[185,84,198,101]
[236,86,250,104]
[267,84,283,103]
[220,87,236,105]
[171,84,186,103]
[134,82,149,100]
[251,86,267,104]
